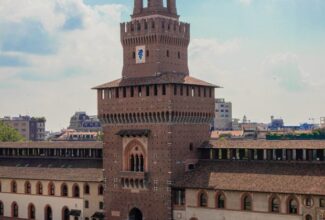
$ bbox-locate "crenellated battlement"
[120,17,190,41]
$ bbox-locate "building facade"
[95,0,216,219]
[213,99,232,130]
[0,116,46,141]
[0,141,104,220]
[68,112,101,132]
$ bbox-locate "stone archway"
[129,208,143,220]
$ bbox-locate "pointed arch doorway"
[129,208,143,220]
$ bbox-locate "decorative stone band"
[100,111,214,125]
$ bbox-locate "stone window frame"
[11,180,17,193]
[197,190,208,208]
[25,181,32,194]
[48,182,55,196]
[61,183,68,197]
[72,183,80,198]
[269,194,281,213]
[28,203,36,219]
[241,193,253,211]
[287,195,299,215]
[215,191,226,209]
[84,183,90,195]
[36,181,43,195]
[11,202,19,218]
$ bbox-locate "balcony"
[120,171,148,189]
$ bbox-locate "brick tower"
[94,0,217,219]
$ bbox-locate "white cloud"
[0,0,126,131]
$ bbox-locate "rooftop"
[0,141,103,149]
[0,166,103,182]
[93,72,218,89]
[175,161,325,195]
[203,139,325,149]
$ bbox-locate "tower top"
[133,0,178,19]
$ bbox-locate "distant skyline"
[1,0,325,131]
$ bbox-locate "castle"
[94,1,325,220]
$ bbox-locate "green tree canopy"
[0,121,25,142]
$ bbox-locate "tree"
[0,122,25,142]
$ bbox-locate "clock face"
[136,45,146,64]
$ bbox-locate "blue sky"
[0,0,325,130]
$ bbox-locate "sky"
[0,0,325,131]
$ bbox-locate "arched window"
[84,183,90,195]
[25,181,31,194]
[61,183,68,197]
[0,181,2,192]
[28,204,36,219]
[124,142,146,173]
[48,182,55,196]
[62,207,70,220]
[288,197,299,214]
[198,191,208,207]
[305,215,312,220]
[36,181,43,195]
[72,184,80,198]
[270,195,280,213]
[98,184,104,195]
[216,192,226,209]
[45,205,52,220]
[11,180,17,193]
[0,201,4,216]
[242,194,252,211]
[11,202,18,217]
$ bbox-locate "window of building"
[36,182,43,195]
[180,85,183,96]
[48,182,55,196]
[28,204,36,219]
[216,192,226,209]
[167,50,170,57]
[0,181,1,192]
[154,85,158,96]
[146,50,149,57]
[178,51,181,59]
[270,196,280,213]
[45,205,52,220]
[146,85,150,96]
[85,200,89,209]
[84,184,90,195]
[72,184,80,198]
[62,207,69,220]
[61,183,68,197]
[305,197,314,207]
[12,202,18,218]
[25,181,32,194]
[162,84,166,95]
[198,87,201,97]
[11,180,17,193]
[132,51,136,59]
[242,194,252,211]
[191,87,195,97]
[320,198,325,207]
[209,88,212,97]
[138,86,142,97]
[198,191,208,207]
[305,215,312,220]
[130,87,134,97]
[173,189,185,206]
[288,197,298,214]
[99,202,104,210]
[98,184,104,195]
[0,201,4,216]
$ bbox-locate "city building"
[93,1,325,220]
[48,129,99,141]
[213,99,232,130]
[0,141,104,220]
[68,112,101,132]
[269,116,285,130]
[0,116,46,141]
[321,117,325,128]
